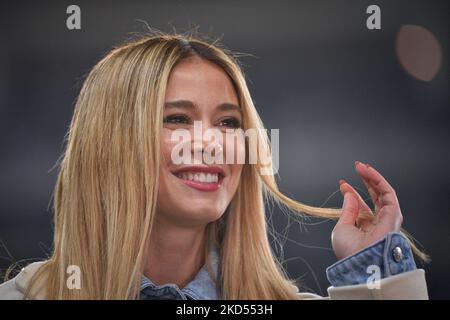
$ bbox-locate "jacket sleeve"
[326,232,417,287]
[325,232,428,299]
[326,269,428,299]
[297,232,429,300]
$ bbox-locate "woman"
[0,33,428,300]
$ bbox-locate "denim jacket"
[140,248,220,300]
[139,232,417,300]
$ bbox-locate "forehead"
[165,56,239,105]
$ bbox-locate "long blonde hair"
[25,32,427,300]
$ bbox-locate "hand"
[331,161,403,260]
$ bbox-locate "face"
[156,56,244,227]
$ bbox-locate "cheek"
[222,132,244,197]
[228,164,243,193]
[158,130,178,200]
[222,130,246,165]
[160,129,177,163]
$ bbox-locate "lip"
[171,165,225,192]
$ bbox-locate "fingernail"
[339,179,346,186]
[354,160,361,167]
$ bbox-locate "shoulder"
[0,278,23,300]
[0,261,47,300]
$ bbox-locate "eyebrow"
[164,100,241,114]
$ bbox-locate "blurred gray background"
[0,0,448,298]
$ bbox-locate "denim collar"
[140,246,220,300]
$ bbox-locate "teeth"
[177,171,220,183]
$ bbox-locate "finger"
[339,179,373,216]
[355,162,403,232]
[354,161,399,206]
[339,179,376,230]
[358,174,387,211]
[336,191,359,226]
[361,178,379,202]
[359,175,382,212]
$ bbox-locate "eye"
[163,114,191,125]
[217,117,242,129]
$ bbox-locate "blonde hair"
[25,32,427,300]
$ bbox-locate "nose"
[191,121,224,165]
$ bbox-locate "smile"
[172,166,225,192]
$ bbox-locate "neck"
[144,216,207,288]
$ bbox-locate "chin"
[178,202,225,224]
